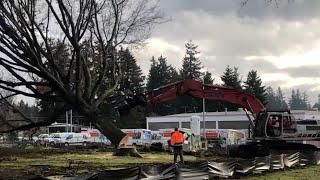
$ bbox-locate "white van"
[47,133,86,146]
[63,133,86,146]
[35,134,50,145]
[121,129,152,148]
[81,128,111,146]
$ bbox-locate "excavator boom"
[147,79,264,114]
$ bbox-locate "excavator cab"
[254,110,297,139]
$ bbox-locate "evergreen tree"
[221,66,242,91]
[266,86,288,110]
[244,70,267,105]
[180,41,202,81]
[289,90,298,110]
[312,94,320,110]
[275,87,288,109]
[266,86,277,109]
[118,48,145,93]
[113,48,146,128]
[202,71,224,112]
[289,89,309,110]
[37,41,70,116]
[146,56,180,115]
[203,71,214,84]
[17,100,39,117]
[147,56,179,91]
[220,66,242,111]
[302,92,311,110]
[179,41,204,113]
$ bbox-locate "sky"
[132,0,320,105]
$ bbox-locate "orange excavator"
[114,79,319,158]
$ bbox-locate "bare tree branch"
[0,0,164,145]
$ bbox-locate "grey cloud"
[282,66,320,78]
[134,0,320,104]
[159,0,320,21]
[239,0,320,21]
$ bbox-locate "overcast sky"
[132,0,320,105]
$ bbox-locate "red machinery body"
[128,79,319,158]
[114,79,319,157]
[147,79,264,114]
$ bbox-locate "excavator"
[114,79,319,158]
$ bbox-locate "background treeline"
[14,41,319,128]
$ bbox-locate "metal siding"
[181,122,190,128]
[218,121,249,129]
[200,121,216,129]
[148,122,179,131]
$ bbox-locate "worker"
[271,117,281,137]
[170,127,185,163]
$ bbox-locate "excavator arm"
[147,80,264,114]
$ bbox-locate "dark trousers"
[173,145,183,163]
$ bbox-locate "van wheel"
[65,142,69,147]
[83,142,87,147]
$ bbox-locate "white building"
[146,110,320,131]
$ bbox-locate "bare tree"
[0,0,162,147]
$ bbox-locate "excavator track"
[229,141,319,158]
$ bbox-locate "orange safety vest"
[170,131,184,146]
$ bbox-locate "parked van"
[35,134,50,145]
[47,133,86,147]
[81,128,111,146]
[121,129,152,148]
[63,133,87,146]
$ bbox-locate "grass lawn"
[0,149,197,169]
[0,146,197,179]
[1,146,320,179]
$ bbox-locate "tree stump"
[113,147,143,158]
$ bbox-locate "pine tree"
[179,41,204,113]
[289,89,309,110]
[202,71,223,112]
[112,48,146,128]
[203,71,214,84]
[118,48,145,94]
[220,66,242,111]
[146,56,180,115]
[312,94,320,110]
[289,90,297,110]
[17,100,39,117]
[147,56,179,91]
[302,92,310,110]
[244,70,267,105]
[180,41,202,81]
[221,66,242,91]
[266,86,277,109]
[275,87,288,109]
[37,40,70,116]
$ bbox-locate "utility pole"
[202,78,206,141]
[65,111,68,132]
[70,109,73,132]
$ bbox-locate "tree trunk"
[95,117,126,146]
[91,115,142,157]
